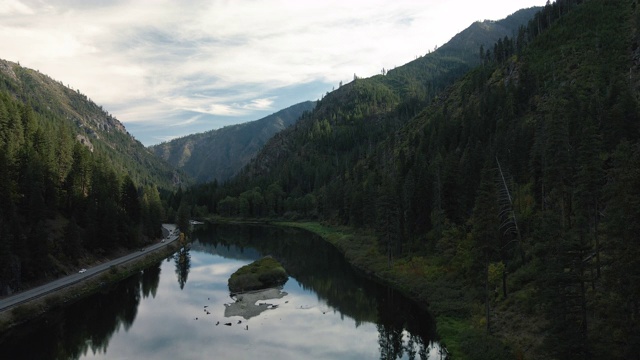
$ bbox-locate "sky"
[0,0,548,146]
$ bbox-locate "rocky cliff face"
[0,58,182,189]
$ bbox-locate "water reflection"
[193,224,443,359]
[1,263,162,359]
[174,245,191,289]
[0,224,446,359]
[141,262,161,299]
[224,288,288,319]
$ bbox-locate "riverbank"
[273,223,465,351]
[274,221,541,360]
[0,242,179,333]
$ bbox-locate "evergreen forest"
[0,82,166,294]
[1,0,639,358]
[177,1,640,358]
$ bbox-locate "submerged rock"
[228,256,288,294]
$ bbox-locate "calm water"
[1,224,446,359]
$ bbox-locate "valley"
[1,1,639,359]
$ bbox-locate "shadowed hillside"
[0,61,172,293]
[150,101,315,183]
[181,1,640,358]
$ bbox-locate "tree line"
[0,90,164,294]
[176,1,639,358]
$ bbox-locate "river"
[0,223,447,359]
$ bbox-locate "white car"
[79,268,87,273]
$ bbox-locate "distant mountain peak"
[150,101,316,183]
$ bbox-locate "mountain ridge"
[185,1,640,358]
[149,8,539,186]
[240,7,540,184]
[0,59,182,189]
[150,101,315,184]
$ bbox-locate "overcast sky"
[0,0,547,146]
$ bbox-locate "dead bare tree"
[495,157,526,297]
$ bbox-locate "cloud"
[241,98,275,111]
[168,114,203,127]
[0,0,548,145]
[0,0,32,15]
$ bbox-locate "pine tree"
[599,141,640,358]
[377,176,400,267]
[470,165,500,333]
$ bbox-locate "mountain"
[186,1,640,358]
[150,101,315,184]
[384,1,640,357]
[383,7,540,99]
[239,7,540,184]
[0,59,183,189]
[0,60,176,293]
[158,7,538,187]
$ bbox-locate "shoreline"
[1,219,526,358]
[271,221,480,358]
[0,241,179,333]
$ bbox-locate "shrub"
[228,256,288,293]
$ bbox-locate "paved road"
[0,224,180,312]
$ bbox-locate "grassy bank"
[276,221,523,360]
[0,243,179,333]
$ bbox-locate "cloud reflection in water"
[0,226,443,360]
[81,250,380,359]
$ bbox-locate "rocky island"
[228,256,288,294]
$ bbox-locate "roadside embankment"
[0,243,179,333]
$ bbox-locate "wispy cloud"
[0,0,32,15]
[242,98,275,111]
[0,0,547,145]
[169,114,203,128]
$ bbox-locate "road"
[0,224,180,312]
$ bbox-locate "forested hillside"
[179,1,640,358]
[0,63,169,295]
[150,101,315,183]
[193,7,540,213]
[0,60,182,189]
[382,7,540,105]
